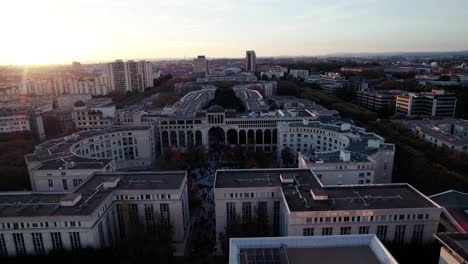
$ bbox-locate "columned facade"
[158,110,292,153]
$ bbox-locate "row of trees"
[207,86,245,112]
[0,131,34,191]
[159,145,278,170]
[364,121,468,194]
[151,92,182,108]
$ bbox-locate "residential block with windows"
[394,119,468,154]
[0,171,190,257]
[214,168,441,251]
[396,90,457,117]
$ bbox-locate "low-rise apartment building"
[355,89,403,111]
[0,107,46,140]
[396,90,457,117]
[394,119,468,153]
[72,98,115,131]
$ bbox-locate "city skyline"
[1,0,468,65]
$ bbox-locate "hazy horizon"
[2,0,468,65]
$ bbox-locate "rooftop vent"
[339,150,351,162]
[103,177,120,189]
[65,161,76,169]
[340,123,351,131]
[367,139,381,148]
[60,193,82,207]
[280,173,294,184]
[310,189,328,200]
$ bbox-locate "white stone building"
[394,119,468,153]
[71,98,115,131]
[108,60,153,93]
[289,69,309,79]
[229,235,398,264]
[214,168,441,249]
[0,108,46,140]
[280,120,395,183]
[0,171,190,257]
[25,126,157,192]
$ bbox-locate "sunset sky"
[1,0,467,65]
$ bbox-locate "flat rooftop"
[238,246,381,264]
[0,171,186,218]
[215,168,437,212]
[435,233,468,262]
[215,168,299,188]
[305,151,372,163]
[431,190,468,232]
[393,119,468,146]
[37,156,113,170]
[25,126,152,163]
[230,235,398,264]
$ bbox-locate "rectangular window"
[303,228,314,236]
[98,222,105,247]
[340,227,352,235]
[106,214,114,246]
[73,179,83,187]
[0,234,8,256]
[50,232,63,250]
[160,203,170,228]
[226,202,236,225]
[13,233,26,256]
[129,204,139,224]
[322,227,333,236]
[69,232,81,250]
[359,226,370,234]
[394,225,406,243]
[32,233,45,255]
[62,179,68,191]
[48,179,53,188]
[412,224,424,243]
[377,225,388,241]
[144,204,155,231]
[273,201,280,236]
[242,202,252,224]
[257,201,268,221]
[116,204,126,240]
